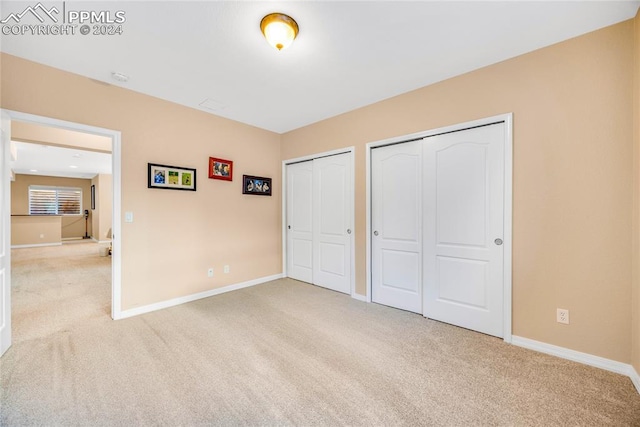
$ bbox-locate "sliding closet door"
[423,123,505,337]
[286,161,314,283]
[371,141,422,313]
[312,153,352,294]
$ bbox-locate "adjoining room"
[9,122,114,343]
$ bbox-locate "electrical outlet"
[207,268,214,278]
[224,265,229,274]
[39,234,44,239]
[557,308,569,324]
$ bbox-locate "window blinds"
[29,186,82,215]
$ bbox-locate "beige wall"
[11,174,92,239]
[1,53,282,311]
[11,215,61,246]
[98,174,112,241]
[281,22,635,363]
[91,173,112,242]
[13,121,112,153]
[96,174,113,240]
[632,10,640,374]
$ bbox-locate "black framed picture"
[148,163,197,191]
[90,185,96,210]
[242,175,272,196]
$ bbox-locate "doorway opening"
[10,123,114,343]
[1,109,122,357]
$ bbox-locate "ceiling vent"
[111,72,129,82]
[199,98,226,111]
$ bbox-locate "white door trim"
[1,111,12,357]
[2,109,123,320]
[282,147,356,298]
[366,114,513,343]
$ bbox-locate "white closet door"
[312,153,352,294]
[371,141,423,313]
[423,123,505,337]
[286,161,314,283]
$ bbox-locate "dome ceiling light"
[260,13,299,51]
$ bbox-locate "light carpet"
[1,243,639,426]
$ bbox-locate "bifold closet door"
[371,141,423,313]
[423,123,505,338]
[286,161,314,283]
[312,153,352,294]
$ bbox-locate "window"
[29,186,82,215]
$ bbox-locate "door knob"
[288,225,291,229]
[373,230,379,236]
[494,238,503,245]
[347,229,351,234]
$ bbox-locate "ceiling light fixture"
[260,13,298,51]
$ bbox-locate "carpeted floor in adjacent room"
[1,242,639,426]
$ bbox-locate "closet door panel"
[313,153,352,294]
[286,161,313,283]
[371,141,423,313]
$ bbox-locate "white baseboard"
[630,366,640,394]
[11,242,62,249]
[512,335,639,393]
[116,273,284,320]
[351,292,367,302]
[90,237,111,244]
[63,239,93,245]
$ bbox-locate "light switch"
[125,211,134,223]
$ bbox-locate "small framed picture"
[208,157,233,181]
[242,175,272,196]
[148,163,197,191]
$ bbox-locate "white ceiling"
[11,141,112,179]
[1,1,639,134]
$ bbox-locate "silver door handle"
[494,238,503,245]
[373,230,379,236]
[347,229,351,234]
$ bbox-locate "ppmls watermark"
[1,2,126,36]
